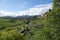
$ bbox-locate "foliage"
[0,30,24,40]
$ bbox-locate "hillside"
[0,0,60,40]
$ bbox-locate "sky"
[0,0,52,17]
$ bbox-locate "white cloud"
[0,3,53,17]
[0,11,17,17]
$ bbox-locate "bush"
[0,30,25,40]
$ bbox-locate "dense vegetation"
[0,0,60,40]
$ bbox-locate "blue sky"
[0,0,52,17]
[0,0,52,12]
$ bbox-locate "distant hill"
[0,15,41,19]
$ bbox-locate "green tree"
[46,0,60,40]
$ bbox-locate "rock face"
[26,22,32,29]
[25,20,32,29]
